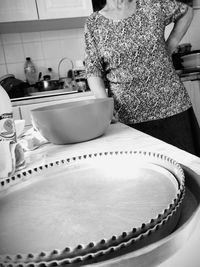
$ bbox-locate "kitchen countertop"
[9,72,199,107]
[24,122,200,267]
[11,90,93,106]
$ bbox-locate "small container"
[0,85,16,179]
[24,57,37,85]
[177,43,192,54]
[73,60,89,92]
[181,51,200,69]
[47,67,57,80]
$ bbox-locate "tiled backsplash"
[0,8,200,82]
[0,28,85,81]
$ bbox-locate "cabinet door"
[36,0,93,19]
[0,0,38,22]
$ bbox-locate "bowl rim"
[31,97,114,113]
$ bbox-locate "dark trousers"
[128,108,200,157]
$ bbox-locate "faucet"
[58,57,77,90]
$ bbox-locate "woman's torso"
[85,0,191,124]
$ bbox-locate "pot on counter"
[34,75,64,91]
[181,50,200,70]
[0,74,29,98]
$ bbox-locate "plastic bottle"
[47,67,56,80]
[0,85,16,179]
[73,60,88,92]
[24,57,37,85]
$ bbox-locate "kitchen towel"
[18,127,48,151]
[0,141,25,179]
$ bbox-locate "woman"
[84,0,200,156]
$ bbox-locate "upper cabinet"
[0,0,93,23]
[0,0,38,22]
[37,0,93,20]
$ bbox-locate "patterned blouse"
[84,0,192,124]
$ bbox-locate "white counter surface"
[11,91,93,107]
[24,123,200,267]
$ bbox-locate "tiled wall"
[0,28,85,81]
[0,8,200,82]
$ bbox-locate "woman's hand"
[166,5,193,56]
[87,76,108,98]
[111,109,119,124]
[87,76,119,123]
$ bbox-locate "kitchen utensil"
[34,77,64,91]
[176,43,192,54]
[0,150,185,266]
[0,74,29,98]
[181,50,200,69]
[30,98,114,144]
[38,72,42,82]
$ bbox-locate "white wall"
[0,28,85,81]
[165,8,200,51]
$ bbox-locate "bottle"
[0,85,17,179]
[47,67,56,80]
[73,60,88,92]
[24,57,37,85]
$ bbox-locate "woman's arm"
[88,76,118,123]
[166,5,193,55]
[87,76,108,98]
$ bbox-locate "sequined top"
[84,0,192,124]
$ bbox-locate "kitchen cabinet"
[0,0,38,22]
[183,80,200,127]
[37,0,93,20]
[0,0,93,23]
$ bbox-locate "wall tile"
[0,64,7,77]
[60,37,85,62]
[33,59,48,77]
[42,40,62,59]
[41,30,62,41]
[44,59,60,79]
[0,44,5,64]
[7,62,25,80]
[59,28,84,39]
[1,33,22,44]
[187,26,200,50]
[21,32,41,43]
[23,42,44,60]
[4,43,24,63]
